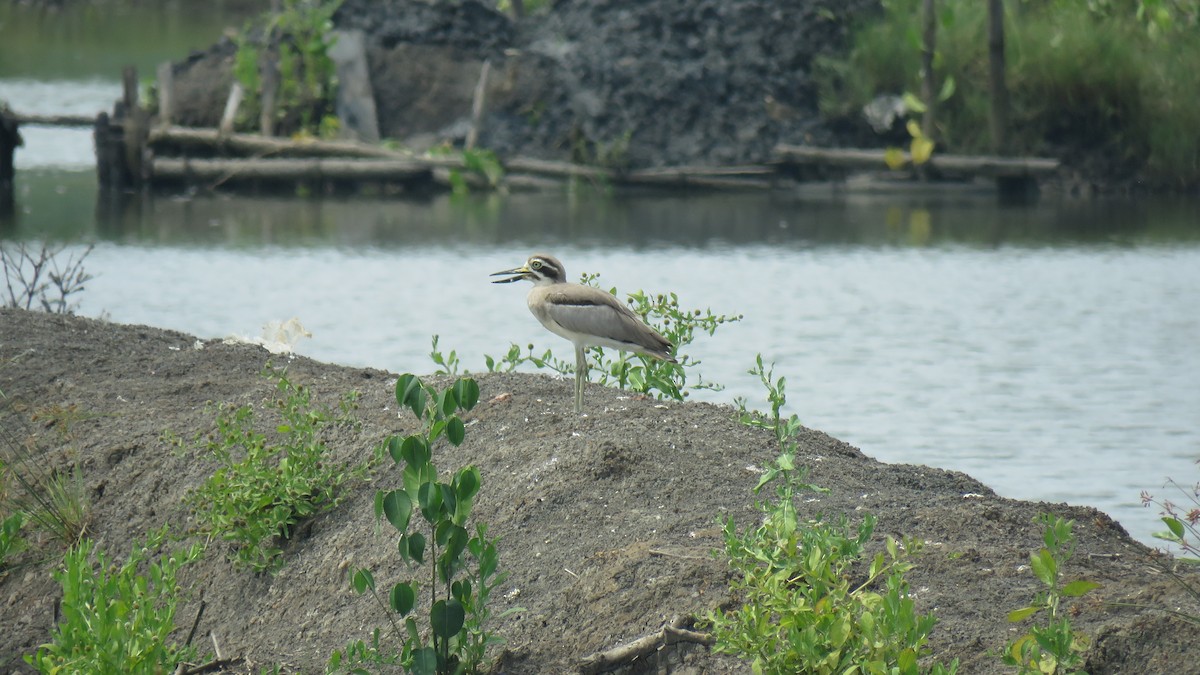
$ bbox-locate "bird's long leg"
[574,344,586,414]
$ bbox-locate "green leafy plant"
[186,367,370,573]
[330,374,519,675]
[1143,473,1200,562]
[429,335,463,376]
[484,273,740,402]
[232,0,341,135]
[25,527,204,674]
[707,356,956,675]
[999,514,1101,674]
[0,511,25,571]
[1139,474,1200,624]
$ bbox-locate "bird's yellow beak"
[490,264,533,284]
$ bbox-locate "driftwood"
[774,144,1060,177]
[577,616,714,675]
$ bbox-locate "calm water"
[2,7,1199,548]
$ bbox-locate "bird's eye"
[531,260,542,270]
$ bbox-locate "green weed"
[25,526,204,674]
[998,514,1101,674]
[707,355,956,674]
[0,511,25,571]
[331,374,519,675]
[185,367,371,573]
[1140,473,1200,625]
[232,0,340,136]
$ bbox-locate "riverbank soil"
[1,308,1198,673]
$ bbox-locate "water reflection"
[5,174,1199,251]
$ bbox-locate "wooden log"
[774,144,1059,177]
[149,126,404,159]
[150,157,433,183]
[10,113,95,127]
[502,157,614,180]
[624,164,777,189]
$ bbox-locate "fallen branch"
[578,616,714,675]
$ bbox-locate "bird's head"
[490,254,565,287]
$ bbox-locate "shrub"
[186,367,371,573]
[25,527,204,674]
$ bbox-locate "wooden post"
[465,60,491,151]
[156,62,175,126]
[121,66,149,187]
[920,0,937,139]
[220,82,245,135]
[0,103,21,218]
[988,0,1009,154]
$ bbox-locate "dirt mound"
[1,308,1198,673]
[170,0,879,168]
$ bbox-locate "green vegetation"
[232,0,342,136]
[0,511,25,570]
[1141,475,1200,624]
[25,527,204,675]
[707,356,957,675]
[483,272,740,401]
[999,514,1101,674]
[331,374,518,675]
[0,403,92,550]
[185,367,371,573]
[817,0,1200,184]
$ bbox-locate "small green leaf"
[400,435,431,467]
[389,582,415,616]
[382,490,412,532]
[407,532,426,564]
[351,568,374,594]
[395,374,427,418]
[455,466,481,503]
[446,415,466,446]
[438,389,458,417]
[431,599,466,638]
[1008,606,1039,622]
[410,647,438,675]
[454,378,480,410]
[1030,549,1056,587]
[1062,579,1101,597]
[419,481,444,522]
[1164,516,1185,539]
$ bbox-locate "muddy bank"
[1,307,1198,673]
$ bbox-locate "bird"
[491,253,676,414]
